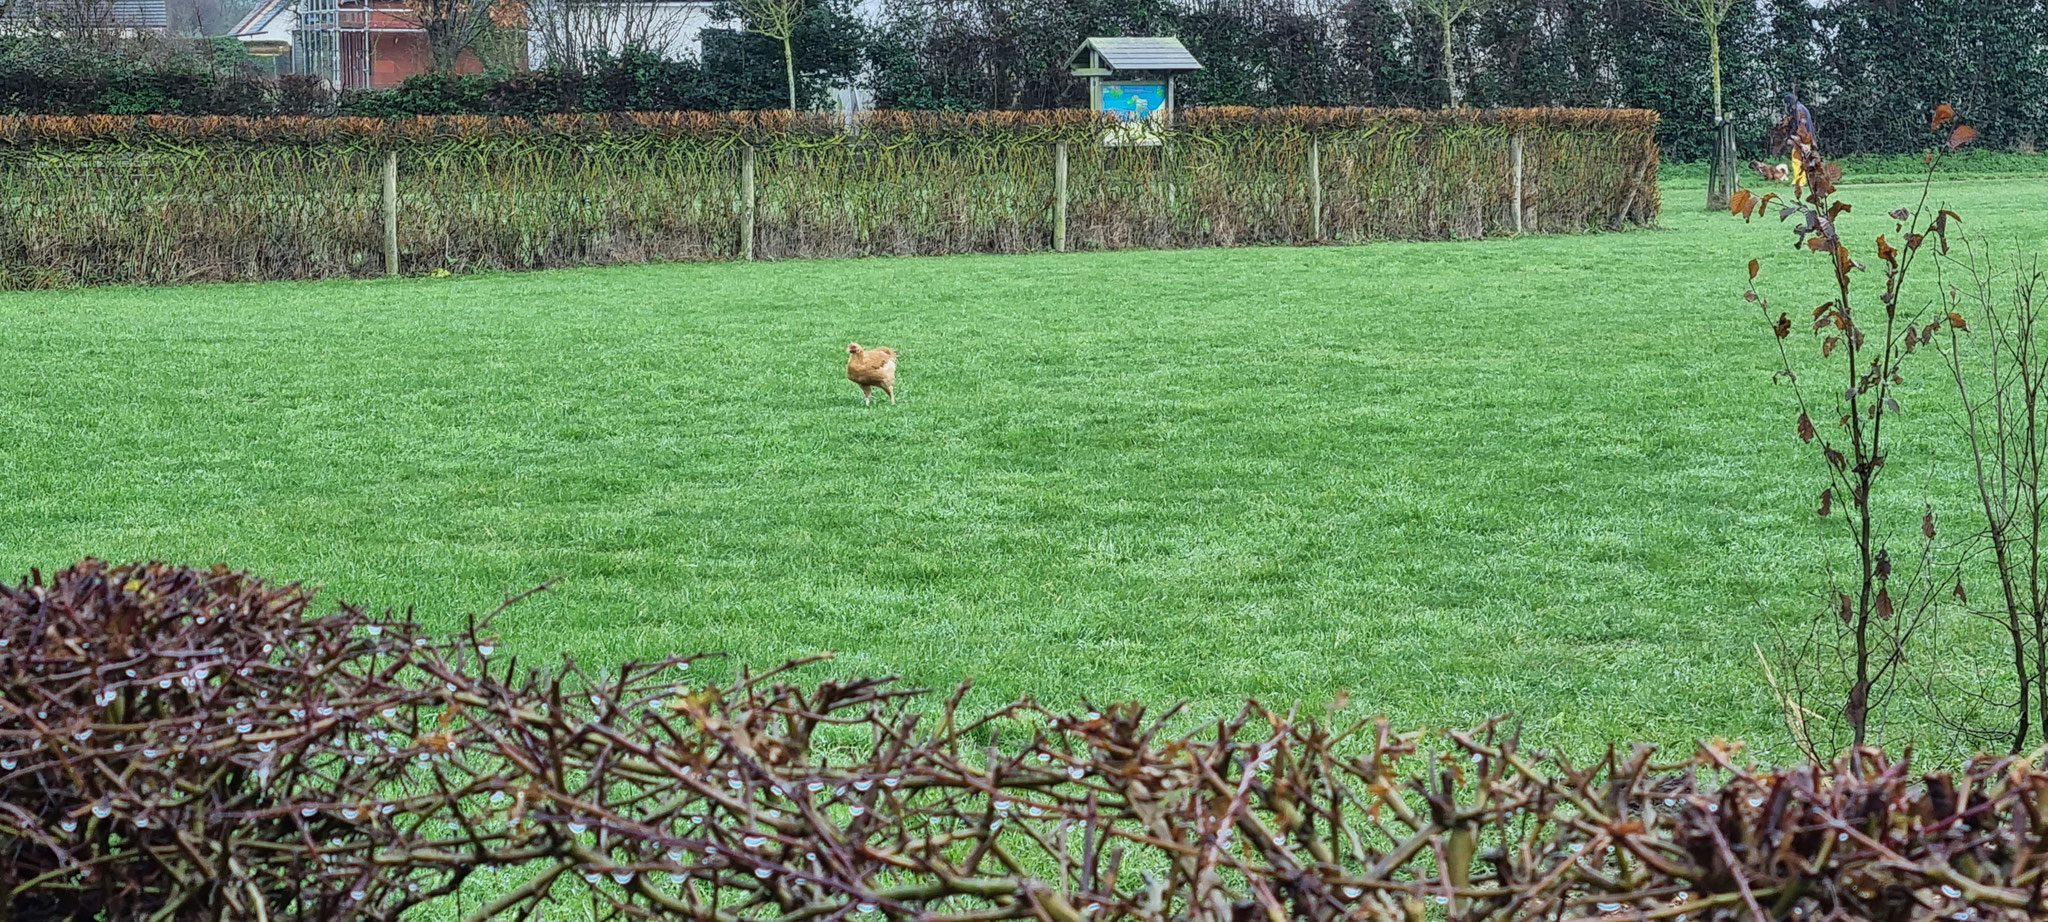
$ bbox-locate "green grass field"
[7,174,2048,764]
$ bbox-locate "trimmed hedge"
[0,105,1658,145]
[0,107,1658,288]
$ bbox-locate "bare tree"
[732,0,808,111]
[528,0,699,70]
[1412,0,1481,107]
[409,0,505,73]
[13,0,123,42]
[1649,0,1739,208]
[164,0,239,35]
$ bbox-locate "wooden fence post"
[740,145,757,262]
[381,150,398,277]
[1510,132,1524,235]
[1054,140,1069,253]
[1308,136,1323,242]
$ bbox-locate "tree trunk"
[1706,21,1732,208]
[1719,122,1736,203]
[783,34,797,112]
[1709,23,1723,130]
[427,23,452,74]
[1440,16,1456,107]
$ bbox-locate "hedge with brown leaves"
[0,106,1658,288]
[0,107,1658,147]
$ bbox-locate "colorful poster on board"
[1100,82,1167,122]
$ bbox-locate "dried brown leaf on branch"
[1731,187,1754,219]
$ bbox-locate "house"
[224,0,295,67]
[227,0,517,89]
[225,0,877,106]
[228,0,696,90]
[0,0,168,36]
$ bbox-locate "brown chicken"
[846,342,899,406]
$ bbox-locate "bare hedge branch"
[7,559,2048,921]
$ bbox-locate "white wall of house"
[525,0,881,66]
[525,0,880,111]
[524,0,710,68]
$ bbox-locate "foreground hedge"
[1,559,2042,921]
[0,107,1658,288]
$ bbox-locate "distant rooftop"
[225,0,292,37]
[0,0,168,28]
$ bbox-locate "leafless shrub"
[1931,238,2048,754]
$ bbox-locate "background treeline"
[1,0,2043,159]
[869,0,2048,158]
